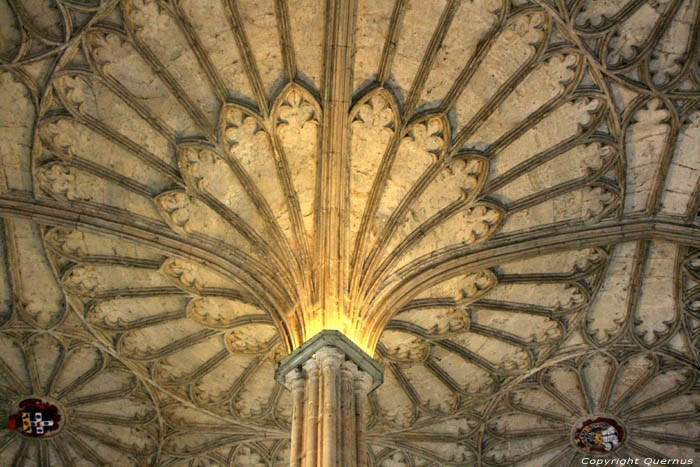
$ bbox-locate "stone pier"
[276,331,382,466]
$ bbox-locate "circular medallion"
[7,397,64,438]
[573,416,625,453]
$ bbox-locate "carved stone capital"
[275,330,383,392]
[302,357,319,377]
[315,346,344,371]
[354,369,372,395]
[285,368,304,393]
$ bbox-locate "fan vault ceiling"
[0,0,699,465]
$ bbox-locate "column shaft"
[287,346,372,466]
[303,359,319,467]
[287,369,304,467]
[341,362,357,466]
[317,348,342,466]
[355,372,371,467]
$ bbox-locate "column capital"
[354,370,372,394]
[315,346,344,370]
[285,368,304,392]
[275,330,383,392]
[302,357,319,377]
[341,360,359,376]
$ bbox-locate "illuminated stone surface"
[0,0,699,464]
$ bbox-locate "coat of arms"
[7,399,62,437]
[574,417,624,453]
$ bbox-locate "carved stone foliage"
[0,224,292,464]
[0,0,699,464]
[24,0,633,354]
[678,246,700,367]
[578,240,681,349]
[367,246,608,464]
[0,220,66,329]
[0,0,118,68]
[44,227,290,427]
[573,0,699,94]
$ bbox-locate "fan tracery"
[0,332,159,465]
[0,0,698,464]
[483,349,700,465]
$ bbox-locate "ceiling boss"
[7,399,62,438]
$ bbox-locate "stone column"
[354,370,372,467]
[341,361,357,466]
[292,347,372,466]
[275,331,383,467]
[316,347,343,466]
[286,368,304,467]
[303,358,320,467]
